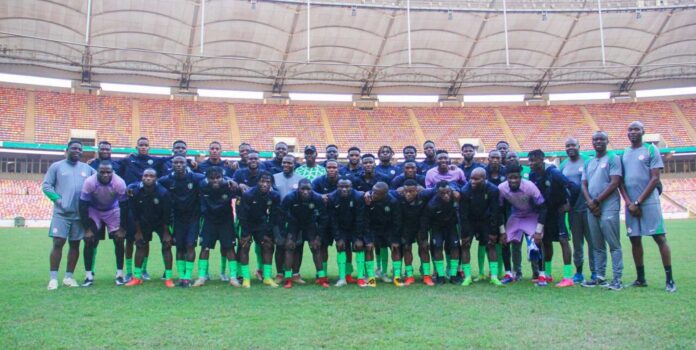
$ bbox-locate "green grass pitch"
[1,220,694,349]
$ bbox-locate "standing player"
[619,121,675,292]
[193,167,242,287]
[262,142,291,174]
[296,145,327,181]
[363,182,402,287]
[163,140,194,174]
[459,143,485,181]
[396,146,419,173]
[422,181,462,285]
[498,164,547,286]
[238,172,282,288]
[340,147,363,177]
[393,180,433,286]
[528,149,575,287]
[123,168,175,288]
[375,145,401,184]
[419,141,438,173]
[312,160,341,281]
[233,150,264,191]
[79,161,128,287]
[320,144,340,167]
[280,179,328,288]
[424,150,467,189]
[353,154,388,192]
[157,155,205,287]
[233,143,252,170]
[43,141,96,290]
[197,141,233,177]
[459,168,503,286]
[328,176,365,286]
[496,141,510,166]
[273,155,304,282]
[581,131,623,290]
[390,161,426,189]
[560,137,596,283]
[88,141,121,174]
[483,150,506,280]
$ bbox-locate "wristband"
[499,225,505,234]
[536,223,544,233]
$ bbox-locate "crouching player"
[422,181,462,285]
[459,168,503,286]
[328,176,365,287]
[124,168,175,287]
[498,164,548,286]
[281,179,328,288]
[193,167,242,287]
[238,172,281,288]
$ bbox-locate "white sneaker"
[381,275,393,283]
[63,277,79,287]
[192,277,206,287]
[220,273,230,282]
[229,278,241,288]
[47,279,58,290]
[334,279,347,287]
[375,269,383,279]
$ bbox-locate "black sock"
[576,265,583,274]
[664,265,673,283]
[636,265,645,282]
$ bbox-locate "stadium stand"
[328,107,417,153]
[414,107,500,152]
[675,99,696,132]
[0,180,52,220]
[0,87,27,142]
[662,178,696,213]
[235,104,327,151]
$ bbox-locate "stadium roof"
[1,0,696,96]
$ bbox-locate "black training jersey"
[196,159,234,178]
[118,154,166,185]
[232,167,263,188]
[459,162,485,181]
[328,189,365,238]
[352,171,389,192]
[89,157,121,174]
[529,165,572,209]
[312,175,339,194]
[422,193,460,230]
[238,186,282,232]
[395,189,434,235]
[459,181,501,232]
[375,164,402,184]
[199,179,241,223]
[127,182,171,228]
[390,174,426,189]
[157,171,205,219]
[281,190,327,230]
[365,194,401,237]
[484,165,507,187]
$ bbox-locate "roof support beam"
[361,2,401,96]
[447,3,492,97]
[179,0,201,90]
[532,3,584,96]
[619,9,674,93]
[272,4,302,95]
[81,0,94,84]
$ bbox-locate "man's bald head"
[471,167,487,178]
[628,121,644,131]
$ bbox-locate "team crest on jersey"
[292,183,298,189]
[545,180,550,187]
[523,173,529,179]
[384,206,390,213]
[638,154,646,161]
[501,176,506,181]
[309,203,315,209]
[147,159,153,165]
[222,194,229,200]
[349,201,354,208]
[187,183,193,189]
[579,168,584,173]
[80,171,87,177]
[154,198,159,205]
[267,200,272,206]
[390,170,395,175]
[600,162,607,169]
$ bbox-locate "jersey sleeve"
[649,145,664,169]
[79,178,94,202]
[609,154,623,177]
[41,163,60,202]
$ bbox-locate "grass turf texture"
[1,220,694,349]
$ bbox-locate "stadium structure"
[1,0,696,225]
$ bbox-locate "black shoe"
[629,279,648,288]
[114,276,125,286]
[665,280,677,293]
[605,280,623,291]
[81,278,94,287]
[581,278,607,288]
[178,279,191,288]
[450,275,463,284]
[436,276,447,285]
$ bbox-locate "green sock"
[142,256,149,272]
[477,245,486,275]
[346,259,354,275]
[241,264,251,281]
[337,252,347,280]
[356,252,366,279]
[91,246,97,274]
[445,252,452,274]
[198,259,209,279]
[228,260,238,278]
[366,260,375,278]
[317,269,327,278]
[448,259,458,278]
[490,261,499,279]
[134,267,142,279]
[463,263,472,279]
[393,261,402,279]
[495,244,503,276]
[176,259,185,278]
[184,261,194,280]
[380,248,389,272]
[263,264,272,280]
[255,243,263,271]
[284,270,292,279]
[322,261,328,277]
[237,259,242,277]
[422,262,431,276]
[434,260,445,277]
[165,269,173,279]
[545,261,552,276]
[220,257,227,275]
[126,258,133,275]
[405,265,414,277]
[563,264,573,279]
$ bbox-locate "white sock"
[65,272,73,279]
[116,269,123,277]
[50,271,58,280]
[86,271,94,279]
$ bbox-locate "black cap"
[304,145,317,153]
